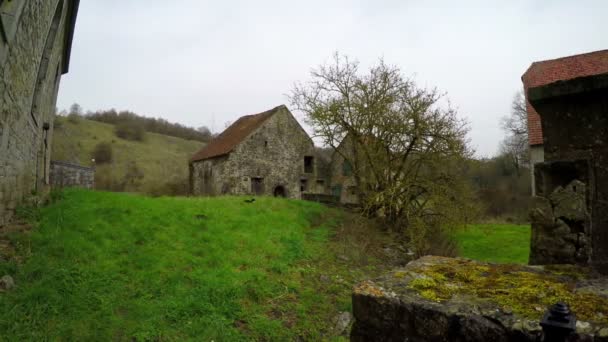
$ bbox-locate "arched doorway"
[273,185,286,198]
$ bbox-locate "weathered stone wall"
[330,135,359,205]
[191,107,323,199]
[49,161,94,189]
[0,0,77,226]
[528,74,608,273]
[352,256,608,342]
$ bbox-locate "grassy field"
[52,116,203,194]
[0,189,397,341]
[453,224,531,264]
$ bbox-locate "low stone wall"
[49,161,94,189]
[351,256,608,341]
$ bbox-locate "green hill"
[0,189,397,340]
[52,116,204,194]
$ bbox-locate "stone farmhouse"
[189,105,328,199]
[0,0,80,226]
[522,49,608,195]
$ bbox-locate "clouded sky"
[57,0,608,157]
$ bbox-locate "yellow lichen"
[406,258,608,324]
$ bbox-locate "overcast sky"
[57,0,608,157]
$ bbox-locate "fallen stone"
[0,275,15,291]
[333,311,353,336]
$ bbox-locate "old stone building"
[189,105,325,199]
[0,0,80,226]
[522,49,608,195]
[525,57,608,273]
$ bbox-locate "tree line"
[61,103,214,143]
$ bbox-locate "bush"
[148,177,190,197]
[92,142,113,164]
[67,113,80,124]
[115,121,145,141]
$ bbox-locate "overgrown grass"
[453,224,531,264]
[0,189,394,340]
[52,117,203,194]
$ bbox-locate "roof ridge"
[189,105,287,162]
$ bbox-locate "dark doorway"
[273,185,286,197]
[251,177,264,195]
[304,156,314,173]
[300,179,308,192]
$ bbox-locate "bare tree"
[290,53,476,251]
[500,91,529,173]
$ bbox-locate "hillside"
[0,189,401,340]
[52,116,204,194]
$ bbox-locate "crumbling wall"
[528,73,608,272]
[49,161,94,189]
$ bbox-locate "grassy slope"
[0,189,395,341]
[52,117,203,193]
[453,224,531,264]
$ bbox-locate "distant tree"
[69,103,83,116]
[115,121,145,141]
[92,142,113,164]
[197,126,213,141]
[500,91,529,174]
[290,53,476,254]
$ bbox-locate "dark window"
[264,140,268,148]
[348,186,358,195]
[316,180,325,186]
[251,177,264,195]
[342,160,353,176]
[332,185,343,197]
[304,156,314,173]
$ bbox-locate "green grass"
[0,189,389,341]
[453,224,531,264]
[52,117,203,193]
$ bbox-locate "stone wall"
[191,107,322,199]
[528,73,608,273]
[351,256,608,342]
[49,161,94,189]
[0,0,78,226]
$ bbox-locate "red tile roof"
[190,105,284,162]
[521,49,608,146]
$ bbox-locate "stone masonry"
[49,161,94,189]
[527,71,608,273]
[0,0,79,226]
[190,105,323,199]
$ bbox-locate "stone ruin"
[528,72,608,273]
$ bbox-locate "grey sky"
[57,0,608,157]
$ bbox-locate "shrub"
[115,121,145,141]
[92,142,113,164]
[67,113,80,124]
[123,161,144,191]
[148,177,189,197]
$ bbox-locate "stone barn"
[0,0,80,226]
[189,105,325,199]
